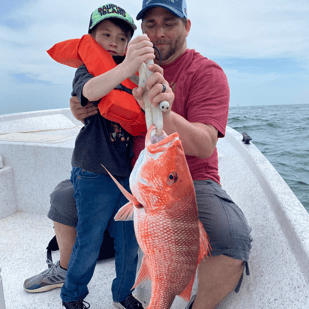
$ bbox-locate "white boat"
[1,108,309,309]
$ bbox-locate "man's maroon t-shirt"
[133,49,230,184]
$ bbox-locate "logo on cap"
[98,4,126,17]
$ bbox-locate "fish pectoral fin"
[101,164,139,206]
[114,202,134,221]
[178,274,195,302]
[132,255,151,289]
[198,220,212,263]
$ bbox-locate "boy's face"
[93,19,129,56]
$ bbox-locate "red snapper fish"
[103,125,211,309]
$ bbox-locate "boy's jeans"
[60,167,139,303]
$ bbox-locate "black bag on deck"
[46,230,115,264]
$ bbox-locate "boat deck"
[1,109,309,308]
[0,212,130,308]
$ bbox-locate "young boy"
[60,4,154,309]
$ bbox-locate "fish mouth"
[145,125,180,159]
[149,126,167,145]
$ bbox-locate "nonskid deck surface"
[0,212,191,309]
[0,212,120,309]
[1,110,309,308]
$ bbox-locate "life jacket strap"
[115,83,133,95]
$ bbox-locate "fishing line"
[153,46,162,66]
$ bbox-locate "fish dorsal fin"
[178,273,195,302]
[101,164,141,207]
[132,255,151,289]
[198,220,212,263]
[114,202,134,221]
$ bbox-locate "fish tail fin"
[132,255,151,289]
[114,202,134,221]
[198,220,212,263]
[178,273,195,302]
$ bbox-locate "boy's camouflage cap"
[88,3,137,33]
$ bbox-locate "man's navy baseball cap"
[136,0,188,20]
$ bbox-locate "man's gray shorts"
[195,179,252,261]
[48,179,252,260]
[48,179,78,228]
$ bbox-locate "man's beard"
[154,35,185,63]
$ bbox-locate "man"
[24,1,252,309]
[132,2,252,309]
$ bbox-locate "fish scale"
[104,125,211,308]
[134,211,199,308]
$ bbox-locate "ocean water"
[227,104,309,211]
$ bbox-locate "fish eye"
[167,172,178,184]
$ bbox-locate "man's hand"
[132,63,174,118]
[70,96,98,124]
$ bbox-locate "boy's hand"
[132,64,174,118]
[120,35,155,77]
[70,96,98,124]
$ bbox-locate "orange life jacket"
[47,34,147,136]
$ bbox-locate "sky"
[0,0,308,116]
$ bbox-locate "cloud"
[188,0,309,59]
[0,0,144,85]
[0,0,308,114]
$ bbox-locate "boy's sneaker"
[114,293,144,309]
[62,299,90,309]
[23,260,66,293]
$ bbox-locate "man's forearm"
[163,111,218,159]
